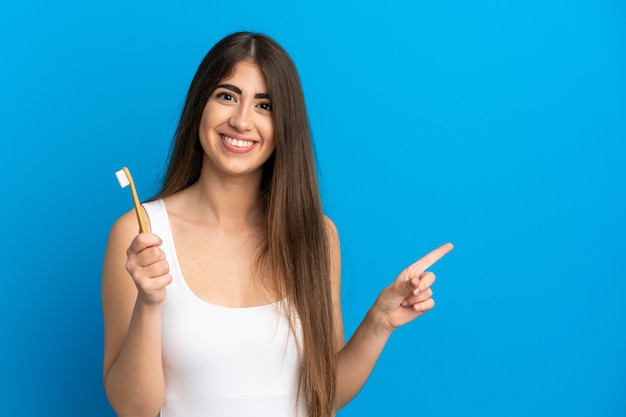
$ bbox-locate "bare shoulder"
[104,210,140,266]
[102,209,143,316]
[102,209,140,298]
[323,215,340,248]
[107,209,141,246]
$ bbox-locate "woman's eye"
[259,102,272,111]
[216,92,235,101]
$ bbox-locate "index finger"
[128,232,162,254]
[409,242,454,273]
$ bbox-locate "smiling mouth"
[221,134,255,148]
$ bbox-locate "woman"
[102,32,452,417]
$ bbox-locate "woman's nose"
[229,105,253,131]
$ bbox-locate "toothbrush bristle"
[115,169,130,188]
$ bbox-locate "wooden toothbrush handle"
[122,167,151,233]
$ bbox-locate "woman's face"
[198,60,275,180]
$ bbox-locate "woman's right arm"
[102,210,172,417]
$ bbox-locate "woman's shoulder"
[104,207,139,245]
[107,195,167,245]
[323,214,338,232]
[323,215,340,247]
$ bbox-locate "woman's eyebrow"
[216,84,269,99]
[216,84,241,94]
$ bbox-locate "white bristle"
[115,169,130,188]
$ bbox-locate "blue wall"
[1,1,624,415]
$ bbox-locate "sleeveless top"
[143,200,305,417]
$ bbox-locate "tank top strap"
[142,199,168,238]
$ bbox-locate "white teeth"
[223,135,254,148]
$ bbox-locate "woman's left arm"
[328,222,453,408]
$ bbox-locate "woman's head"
[159,32,313,199]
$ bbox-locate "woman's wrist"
[364,306,395,339]
[134,296,165,316]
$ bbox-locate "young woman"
[102,32,452,417]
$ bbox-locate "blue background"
[1,0,625,415]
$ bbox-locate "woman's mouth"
[221,134,255,148]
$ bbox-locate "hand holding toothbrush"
[115,167,171,305]
[125,233,172,306]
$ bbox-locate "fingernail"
[401,300,408,307]
[413,288,420,295]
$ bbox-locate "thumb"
[390,274,420,300]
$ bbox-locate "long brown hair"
[155,32,336,417]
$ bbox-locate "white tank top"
[143,200,305,417]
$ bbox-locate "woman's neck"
[174,170,265,231]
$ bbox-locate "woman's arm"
[328,221,452,408]
[101,211,172,417]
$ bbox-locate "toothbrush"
[115,167,150,233]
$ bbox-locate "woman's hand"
[372,242,453,333]
[125,233,172,306]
